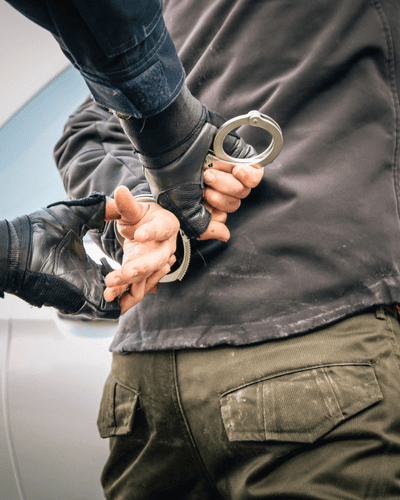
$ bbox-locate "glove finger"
[46,193,106,236]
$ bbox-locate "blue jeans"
[6,0,185,117]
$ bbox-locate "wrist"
[119,85,206,167]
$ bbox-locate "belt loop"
[375,306,386,320]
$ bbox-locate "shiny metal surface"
[211,110,283,167]
[159,230,191,283]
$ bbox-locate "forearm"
[54,97,150,198]
[6,0,185,117]
[54,97,151,262]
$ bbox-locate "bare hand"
[104,186,179,314]
[103,161,264,313]
[200,160,264,240]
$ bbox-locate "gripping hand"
[142,110,257,239]
[0,193,121,320]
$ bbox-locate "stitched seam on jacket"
[372,0,400,222]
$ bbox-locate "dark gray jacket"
[55,0,400,352]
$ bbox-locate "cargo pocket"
[97,374,139,438]
[220,363,382,443]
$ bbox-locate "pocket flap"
[97,374,139,438]
[220,364,382,443]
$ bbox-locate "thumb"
[104,197,121,221]
[114,186,146,224]
[198,220,230,242]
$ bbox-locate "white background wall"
[0,1,70,127]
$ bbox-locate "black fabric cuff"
[120,86,206,166]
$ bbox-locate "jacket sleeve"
[6,0,184,118]
[54,95,151,263]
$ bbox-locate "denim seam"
[76,23,173,82]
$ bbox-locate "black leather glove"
[0,193,120,320]
[142,110,257,239]
[118,86,257,239]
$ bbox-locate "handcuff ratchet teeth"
[159,110,283,283]
[158,230,191,283]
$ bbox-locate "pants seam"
[171,351,225,500]
[383,310,400,374]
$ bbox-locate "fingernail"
[204,169,214,181]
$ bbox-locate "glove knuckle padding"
[143,120,258,238]
[158,188,211,239]
[2,193,120,320]
[144,123,216,239]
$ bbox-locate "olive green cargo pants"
[97,307,400,499]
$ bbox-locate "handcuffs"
[159,110,283,283]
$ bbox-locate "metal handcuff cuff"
[159,110,283,283]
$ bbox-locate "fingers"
[204,164,264,194]
[113,190,180,243]
[204,187,241,213]
[104,197,121,221]
[204,168,251,199]
[232,164,264,189]
[114,186,146,225]
[103,279,127,302]
[103,186,181,311]
[104,251,174,302]
[104,261,172,314]
[205,205,228,223]
[199,220,230,241]
[134,209,180,242]
[105,244,175,290]
[118,263,171,314]
[203,162,264,215]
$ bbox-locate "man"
[9,0,400,498]
[55,0,400,490]
[5,0,254,241]
[3,0,259,317]
[0,134,256,318]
